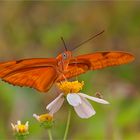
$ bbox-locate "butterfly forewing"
[57,51,134,81]
[0,58,57,77]
[76,51,134,70]
[0,58,58,92]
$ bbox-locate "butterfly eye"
[62,53,67,60]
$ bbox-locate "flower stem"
[63,108,71,140]
[16,136,25,140]
[47,129,53,140]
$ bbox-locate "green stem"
[16,136,25,140]
[63,108,71,140]
[47,129,53,140]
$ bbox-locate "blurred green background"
[0,1,139,140]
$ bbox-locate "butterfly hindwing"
[57,63,89,81]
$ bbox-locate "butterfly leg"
[56,68,68,82]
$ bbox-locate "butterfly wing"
[76,51,135,70]
[0,58,58,92]
[57,51,134,81]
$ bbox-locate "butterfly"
[0,31,135,92]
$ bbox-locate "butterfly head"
[57,51,72,61]
[56,51,72,71]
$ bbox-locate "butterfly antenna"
[61,37,68,51]
[72,30,105,50]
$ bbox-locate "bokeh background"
[0,1,139,140]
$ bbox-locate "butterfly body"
[0,51,134,92]
[56,51,72,73]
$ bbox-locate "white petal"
[33,114,39,121]
[74,97,96,119]
[66,93,82,106]
[79,93,109,104]
[49,98,64,114]
[25,121,29,128]
[46,94,64,114]
[17,120,21,125]
[15,125,19,132]
[11,123,15,130]
[46,93,63,110]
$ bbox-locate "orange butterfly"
[0,31,134,92]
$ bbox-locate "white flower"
[46,81,109,119]
[11,120,29,134]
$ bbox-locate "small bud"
[33,113,54,129]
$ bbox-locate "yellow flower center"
[57,81,84,95]
[17,124,27,133]
[39,114,53,122]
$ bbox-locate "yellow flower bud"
[38,114,53,122]
[33,113,54,129]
